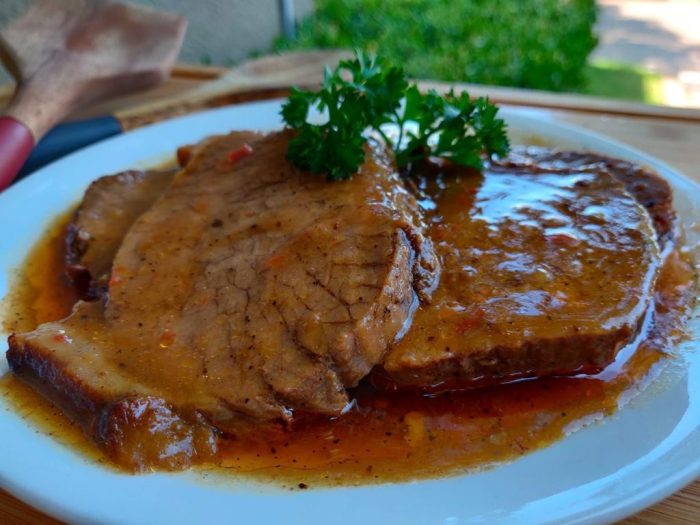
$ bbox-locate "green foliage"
[278,0,598,92]
[282,52,406,180]
[584,61,663,104]
[396,86,509,168]
[282,51,509,180]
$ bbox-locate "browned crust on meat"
[7,333,102,421]
[7,332,217,472]
[376,319,638,391]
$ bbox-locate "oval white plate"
[0,101,698,525]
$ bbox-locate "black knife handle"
[18,115,123,180]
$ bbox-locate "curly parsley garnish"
[281,51,509,180]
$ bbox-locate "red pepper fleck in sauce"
[455,308,486,334]
[265,252,288,269]
[193,198,209,213]
[176,146,192,167]
[159,329,176,348]
[108,266,126,287]
[227,143,254,164]
[546,232,579,247]
[51,331,71,344]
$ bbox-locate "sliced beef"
[66,169,176,298]
[7,130,439,470]
[496,147,677,251]
[380,154,664,389]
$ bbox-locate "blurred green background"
[277,0,662,104]
[280,0,598,92]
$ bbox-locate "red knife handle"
[0,116,35,191]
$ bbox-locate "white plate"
[0,101,698,525]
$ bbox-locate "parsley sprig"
[281,51,509,180]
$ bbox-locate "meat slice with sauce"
[65,168,176,299]
[379,154,665,389]
[7,130,439,470]
[64,133,261,300]
[496,147,677,252]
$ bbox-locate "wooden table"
[1,55,699,525]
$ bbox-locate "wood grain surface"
[0,54,698,525]
[0,0,185,140]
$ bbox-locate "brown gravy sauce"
[1,184,696,489]
[1,211,107,466]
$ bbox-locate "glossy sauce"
[1,170,696,488]
[216,168,694,486]
[1,212,108,466]
[384,165,661,386]
[2,211,78,335]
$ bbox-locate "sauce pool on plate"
[0,166,695,488]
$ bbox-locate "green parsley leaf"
[281,51,509,180]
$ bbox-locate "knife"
[11,50,353,181]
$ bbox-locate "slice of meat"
[496,147,677,251]
[7,130,439,469]
[66,169,176,299]
[379,156,662,389]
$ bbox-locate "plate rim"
[0,100,698,525]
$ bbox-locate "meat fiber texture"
[7,130,439,470]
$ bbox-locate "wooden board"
[1,57,699,525]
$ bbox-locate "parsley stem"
[374,128,394,157]
[393,109,405,154]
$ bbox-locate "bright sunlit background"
[1,0,699,107]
